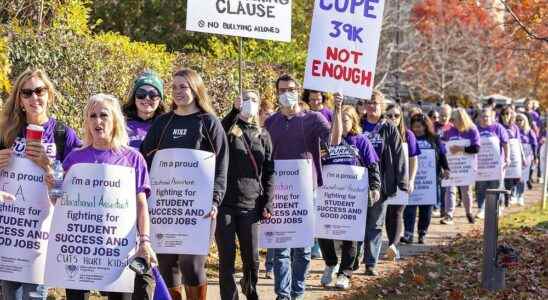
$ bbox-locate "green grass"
[500,205,548,230]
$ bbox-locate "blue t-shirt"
[362,119,385,158]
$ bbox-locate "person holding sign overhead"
[353,90,407,276]
[140,68,228,300]
[61,94,156,300]
[217,90,275,300]
[318,105,380,290]
[0,68,82,300]
[402,114,449,244]
[515,113,538,206]
[440,108,480,225]
[474,107,509,220]
[122,70,168,150]
[263,74,341,300]
[383,104,420,260]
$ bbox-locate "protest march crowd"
[0,67,544,300]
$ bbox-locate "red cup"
[26,124,44,143]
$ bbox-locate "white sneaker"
[518,196,525,206]
[498,206,504,216]
[510,196,518,205]
[476,210,485,220]
[385,244,400,261]
[432,209,441,218]
[320,265,337,286]
[335,274,351,290]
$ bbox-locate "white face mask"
[241,100,259,118]
[278,92,299,108]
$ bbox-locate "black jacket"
[140,111,229,206]
[221,108,275,215]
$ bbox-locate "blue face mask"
[278,92,299,108]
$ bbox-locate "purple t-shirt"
[406,129,421,157]
[442,126,481,147]
[127,119,153,150]
[416,135,447,155]
[265,111,331,187]
[503,123,521,140]
[519,129,538,154]
[317,107,333,124]
[13,117,82,161]
[63,146,151,197]
[528,111,541,129]
[322,134,379,167]
[477,123,509,154]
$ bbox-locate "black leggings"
[65,271,155,300]
[318,239,356,275]
[157,219,216,287]
[385,205,405,246]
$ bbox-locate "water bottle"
[49,160,64,200]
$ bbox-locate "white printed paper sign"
[0,157,53,284]
[315,164,368,241]
[259,159,314,248]
[442,140,477,187]
[149,149,215,255]
[386,143,409,205]
[409,149,437,205]
[45,164,137,293]
[505,139,522,179]
[186,0,292,42]
[304,0,386,99]
[476,137,503,181]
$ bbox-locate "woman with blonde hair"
[319,105,380,289]
[440,108,480,225]
[515,113,537,205]
[140,68,229,300]
[0,68,81,300]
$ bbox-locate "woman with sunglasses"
[353,91,406,276]
[499,105,524,208]
[384,104,420,259]
[0,68,82,300]
[217,90,275,300]
[440,108,480,225]
[140,68,228,300]
[402,114,449,244]
[122,70,168,150]
[515,113,537,206]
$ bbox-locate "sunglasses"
[20,87,48,98]
[135,89,161,101]
[386,113,401,119]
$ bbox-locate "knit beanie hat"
[133,70,164,100]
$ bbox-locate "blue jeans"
[273,247,311,298]
[516,181,525,198]
[476,180,501,211]
[353,198,388,268]
[0,281,47,300]
[265,248,275,273]
[403,205,433,238]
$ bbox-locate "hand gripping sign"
[259,159,314,249]
[0,157,53,284]
[148,149,215,256]
[45,163,137,293]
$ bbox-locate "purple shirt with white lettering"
[322,134,379,167]
[406,129,421,157]
[13,117,82,161]
[127,119,153,150]
[63,146,151,197]
[477,123,509,153]
[362,119,385,157]
[442,126,480,147]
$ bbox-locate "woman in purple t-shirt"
[122,70,168,150]
[515,113,538,206]
[500,106,523,208]
[63,94,156,300]
[384,104,420,260]
[302,89,333,124]
[441,108,480,225]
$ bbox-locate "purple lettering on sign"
[319,0,381,19]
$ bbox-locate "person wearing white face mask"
[217,90,275,300]
[264,75,342,300]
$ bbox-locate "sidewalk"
[207,186,542,299]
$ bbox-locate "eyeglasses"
[386,113,401,119]
[20,87,48,98]
[135,89,161,101]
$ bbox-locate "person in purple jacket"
[515,113,538,206]
[441,108,480,225]
[62,94,157,300]
[122,70,168,150]
[302,89,333,124]
[500,105,523,208]
[264,74,342,300]
[0,68,82,300]
[383,104,420,260]
[474,107,509,220]
[318,105,380,290]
